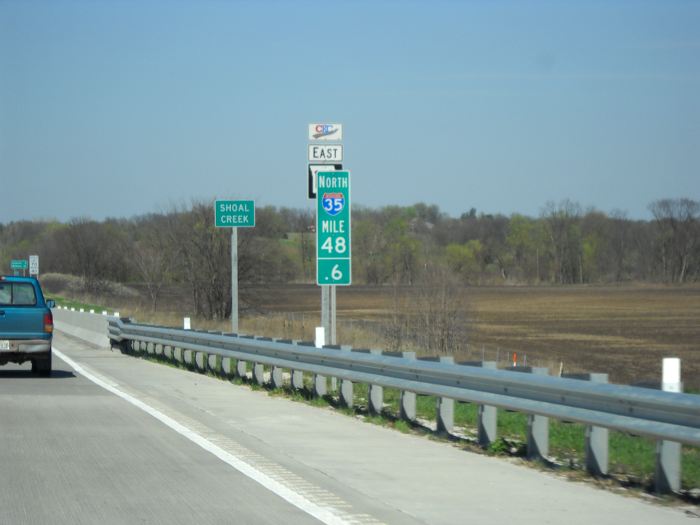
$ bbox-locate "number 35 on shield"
[322,193,344,216]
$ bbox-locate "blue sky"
[1,0,698,223]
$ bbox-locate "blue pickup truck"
[0,276,55,375]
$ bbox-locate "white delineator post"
[314,327,325,349]
[662,358,681,393]
[313,327,326,396]
[183,317,191,330]
[656,357,682,493]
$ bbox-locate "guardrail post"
[183,349,194,366]
[235,359,247,380]
[564,372,609,476]
[207,353,219,374]
[436,356,454,434]
[656,441,681,494]
[369,349,384,415]
[291,369,304,389]
[476,361,498,447]
[293,342,314,390]
[340,345,353,408]
[527,367,549,460]
[656,358,682,494]
[164,345,173,360]
[400,352,417,423]
[314,371,327,397]
[221,333,237,377]
[195,352,207,371]
[235,336,253,380]
[271,365,284,389]
[271,339,290,389]
[202,332,222,374]
[174,347,183,363]
[586,373,610,476]
[253,337,272,385]
[222,356,233,376]
[508,366,549,460]
[253,362,265,385]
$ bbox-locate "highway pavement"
[0,331,696,524]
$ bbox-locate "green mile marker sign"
[316,171,351,286]
[215,200,256,228]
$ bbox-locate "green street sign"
[316,171,351,286]
[10,259,28,270]
[215,200,255,228]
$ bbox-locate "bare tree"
[132,218,172,311]
[386,263,468,355]
[542,200,583,284]
[414,263,467,354]
[60,218,127,293]
[649,198,700,283]
[163,202,230,319]
[608,209,630,281]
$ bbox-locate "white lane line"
[53,347,354,525]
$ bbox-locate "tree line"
[0,198,698,319]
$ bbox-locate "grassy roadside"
[123,343,700,499]
[366,385,700,492]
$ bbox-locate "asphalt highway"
[0,331,695,524]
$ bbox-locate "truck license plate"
[0,340,10,351]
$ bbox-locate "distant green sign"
[215,200,256,228]
[316,171,351,286]
[10,260,27,270]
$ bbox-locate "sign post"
[317,171,351,343]
[214,200,256,333]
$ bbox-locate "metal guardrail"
[108,318,700,446]
[107,316,700,493]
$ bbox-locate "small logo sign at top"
[309,123,343,141]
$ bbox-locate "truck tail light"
[44,311,54,333]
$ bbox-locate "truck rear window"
[0,283,37,306]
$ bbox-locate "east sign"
[308,144,343,162]
[316,171,351,286]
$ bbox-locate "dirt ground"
[246,284,700,389]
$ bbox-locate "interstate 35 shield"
[322,193,345,216]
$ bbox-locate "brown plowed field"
[248,284,700,388]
